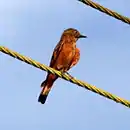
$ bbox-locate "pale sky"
[0,0,130,129]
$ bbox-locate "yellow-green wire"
[78,0,130,25]
[0,46,130,108]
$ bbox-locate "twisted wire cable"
[0,46,130,108]
[79,0,130,25]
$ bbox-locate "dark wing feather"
[49,39,64,68]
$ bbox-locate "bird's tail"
[38,80,53,104]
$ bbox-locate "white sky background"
[0,0,130,129]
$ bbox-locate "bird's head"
[62,28,87,41]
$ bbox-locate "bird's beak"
[79,34,87,38]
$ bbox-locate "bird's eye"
[74,31,79,38]
[73,30,77,35]
[74,30,77,34]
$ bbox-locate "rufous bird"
[38,28,86,104]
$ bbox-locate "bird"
[38,28,87,104]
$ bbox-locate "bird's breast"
[62,43,76,58]
[55,43,76,69]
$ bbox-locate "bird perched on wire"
[38,28,87,104]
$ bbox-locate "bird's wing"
[49,39,64,68]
